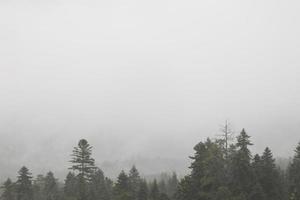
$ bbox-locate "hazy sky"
[0,0,300,180]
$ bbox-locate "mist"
[0,0,300,181]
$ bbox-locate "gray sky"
[0,0,300,180]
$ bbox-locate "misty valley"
[1,128,299,200]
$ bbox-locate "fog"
[0,0,300,180]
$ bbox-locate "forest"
[1,128,300,200]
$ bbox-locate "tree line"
[1,128,300,200]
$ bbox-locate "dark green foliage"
[64,172,78,200]
[32,174,45,200]
[69,139,96,180]
[149,180,160,200]
[175,176,195,200]
[113,171,131,200]
[69,139,96,200]
[229,129,256,199]
[89,168,112,200]
[137,179,148,200]
[129,165,141,200]
[2,128,299,200]
[288,142,300,200]
[159,193,170,200]
[166,172,178,199]
[44,172,59,200]
[1,178,15,200]
[16,166,33,200]
[177,138,226,200]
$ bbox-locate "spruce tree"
[149,180,160,200]
[70,139,96,180]
[114,170,131,200]
[166,172,178,199]
[69,139,96,200]
[259,147,283,200]
[137,179,148,200]
[230,129,255,199]
[16,166,33,200]
[288,142,300,200]
[1,178,15,200]
[129,165,141,200]
[44,171,59,200]
[89,168,112,200]
[33,174,45,200]
[64,172,78,200]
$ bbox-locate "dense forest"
[1,128,300,200]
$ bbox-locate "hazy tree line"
[1,128,300,200]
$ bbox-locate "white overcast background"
[0,0,300,180]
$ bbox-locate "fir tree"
[137,179,148,200]
[64,172,78,200]
[69,139,96,200]
[149,180,160,200]
[16,166,33,200]
[89,168,112,200]
[230,129,255,199]
[129,165,141,200]
[32,174,45,200]
[288,142,300,200]
[114,170,131,200]
[1,178,15,200]
[166,172,178,199]
[44,171,59,200]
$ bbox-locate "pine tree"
[260,147,283,200]
[288,142,300,200]
[129,165,141,200]
[33,174,46,200]
[44,171,59,200]
[114,170,131,200]
[1,178,15,200]
[64,172,78,200]
[230,129,255,199]
[89,168,112,200]
[149,180,160,200]
[158,180,167,195]
[159,193,170,200]
[175,176,195,200]
[16,166,33,200]
[69,139,96,200]
[137,179,148,200]
[166,172,178,199]
[70,139,96,180]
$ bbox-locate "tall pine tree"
[16,166,33,200]
[69,139,96,200]
[1,178,15,200]
[288,142,300,200]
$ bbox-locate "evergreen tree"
[137,179,148,200]
[129,165,141,200]
[166,172,178,199]
[260,147,283,200]
[175,176,195,200]
[114,170,131,200]
[89,168,112,200]
[288,142,300,200]
[44,171,59,200]
[64,172,78,200]
[69,139,96,200]
[1,178,15,200]
[158,180,167,195]
[159,193,170,200]
[16,166,33,200]
[149,180,160,200]
[33,174,45,200]
[229,129,255,199]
